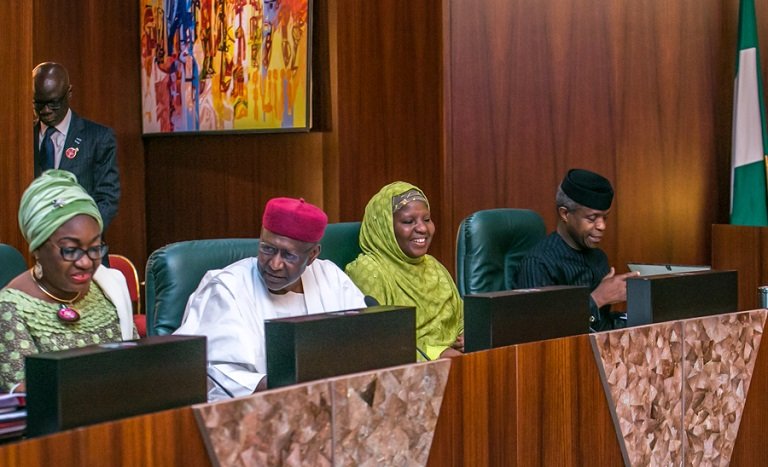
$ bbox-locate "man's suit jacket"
[34,112,121,230]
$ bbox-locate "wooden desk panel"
[3,312,767,467]
[730,321,768,467]
[516,336,622,466]
[428,336,622,466]
[0,408,209,467]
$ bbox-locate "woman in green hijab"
[346,181,463,360]
[0,170,135,393]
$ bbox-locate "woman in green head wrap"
[0,170,135,393]
[346,181,464,360]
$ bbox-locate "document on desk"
[627,263,711,276]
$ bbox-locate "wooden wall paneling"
[33,0,147,274]
[446,0,740,277]
[317,0,342,221]
[446,0,560,239]
[610,1,726,268]
[0,2,33,254]
[143,0,334,257]
[145,132,325,254]
[335,0,448,263]
[711,224,764,310]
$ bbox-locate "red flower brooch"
[65,147,79,159]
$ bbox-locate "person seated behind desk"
[516,168,638,331]
[0,170,135,393]
[174,197,366,401]
[346,181,464,361]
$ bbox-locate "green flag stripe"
[731,0,768,226]
[731,161,768,226]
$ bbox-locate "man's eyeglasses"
[56,243,109,262]
[33,93,68,111]
[258,243,312,264]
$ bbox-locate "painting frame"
[140,0,312,135]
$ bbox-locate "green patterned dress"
[0,282,128,392]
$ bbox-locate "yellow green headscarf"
[19,170,103,252]
[346,181,463,360]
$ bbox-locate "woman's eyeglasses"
[57,243,109,262]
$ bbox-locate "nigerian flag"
[731,0,768,226]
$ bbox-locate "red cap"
[262,197,328,243]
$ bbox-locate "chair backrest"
[0,243,27,289]
[318,221,362,270]
[108,254,141,312]
[145,238,261,336]
[144,223,363,337]
[455,208,547,296]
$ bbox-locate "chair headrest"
[456,209,546,296]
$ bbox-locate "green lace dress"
[0,282,129,392]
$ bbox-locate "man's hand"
[591,267,640,308]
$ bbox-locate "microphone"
[364,295,380,307]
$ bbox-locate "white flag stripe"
[732,47,764,168]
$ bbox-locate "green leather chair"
[144,222,362,336]
[145,238,261,336]
[318,221,362,270]
[0,243,27,289]
[455,209,546,296]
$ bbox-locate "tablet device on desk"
[627,263,711,276]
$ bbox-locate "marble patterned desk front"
[591,309,766,466]
[192,359,451,467]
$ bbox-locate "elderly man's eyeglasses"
[56,243,109,262]
[33,94,68,111]
[258,243,312,264]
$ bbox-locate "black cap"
[560,169,614,210]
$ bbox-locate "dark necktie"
[40,126,57,170]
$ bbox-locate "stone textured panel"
[592,310,767,466]
[193,381,333,467]
[682,311,766,466]
[592,322,684,466]
[331,360,451,466]
[192,360,451,467]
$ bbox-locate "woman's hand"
[451,333,464,353]
[439,347,463,359]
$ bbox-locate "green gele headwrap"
[18,170,103,252]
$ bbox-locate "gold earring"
[33,262,43,280]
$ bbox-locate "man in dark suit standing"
[32,62,120,241]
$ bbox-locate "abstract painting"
[140,0,311,134]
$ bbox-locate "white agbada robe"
[174,258,366,400]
